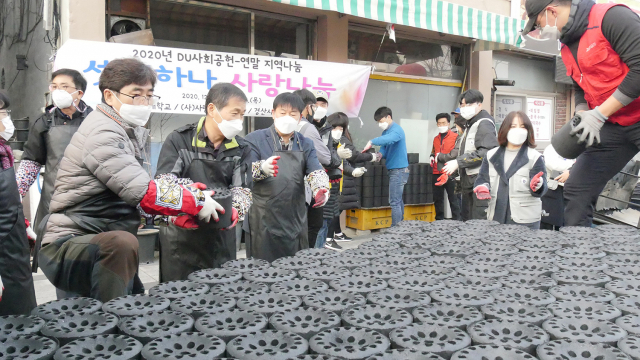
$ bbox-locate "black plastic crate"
[374,197,382,207]
[407,153,420,164]
[382,197,390,207]
[362,197,374,208]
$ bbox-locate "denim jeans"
[388,167,409,227]
[315,219,332,248]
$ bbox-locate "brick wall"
[554,93,568,134]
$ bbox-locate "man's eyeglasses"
[116,91,161,106]
[0,109,11,119]
[49,84,77,92]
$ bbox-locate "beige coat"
[42,105,151,244]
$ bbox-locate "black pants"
[39,231,143,302]
[564,121,640,227]
[307,203,324,248]
[433,176,461,220]
[461,188,489,221]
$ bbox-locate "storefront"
[94,0,531,168]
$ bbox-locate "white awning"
[269,0,526,47]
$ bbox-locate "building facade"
[2,0,586,164]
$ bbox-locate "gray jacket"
[298,119,331,166]
[43,105,151,244]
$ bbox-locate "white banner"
[54,40,372,117]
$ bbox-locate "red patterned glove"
[140,179,205,216]
[170,215,200,229]
[530,171,544,192]
[435,174,448,186]
[474,185,491,200]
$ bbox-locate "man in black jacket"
[442,90,498,220]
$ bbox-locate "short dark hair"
[52,69,88,92]
[327,112,352,142]
[436,113,451,123]
[273,92,305,112]
[551,0,572,6]
[459,89,484,105]
[498,111,537,148]
[374,106,392,121]
[205,83,248,114]
[292,89,316,107]
[99,58,157,101]
[454,115,466,129]
[0,90,10,110]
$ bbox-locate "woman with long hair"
[473,111,548,229]
[322,112,375,250]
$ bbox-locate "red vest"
[560,3,640,126]
[432,130,458,174]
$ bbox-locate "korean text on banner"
[54,40,372,117]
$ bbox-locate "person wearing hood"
[474,111,547,229]
[442,89,498,221]
[0,90,37,315]
[292,89,339,248]
[430,113,461,220]
[35,58,223,302]
[522,0,640,226]
[154,83,252,281]
[244,92,330,262]
[16,69,93,239]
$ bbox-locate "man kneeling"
[35,58,222,302]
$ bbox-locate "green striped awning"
[269,0,526,47]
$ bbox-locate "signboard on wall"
[495,95,525,128]
[527,97,553,142]
[54,39,371,117]
[495,95,553,142]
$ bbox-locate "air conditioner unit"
[110,16,146,37]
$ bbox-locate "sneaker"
[324,240,343,251]
[333,233,352,242]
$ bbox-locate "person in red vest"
[430,113,461,220]
[522,0,640,227]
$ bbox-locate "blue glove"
[570,107,607,147]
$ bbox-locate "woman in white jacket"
[473,111,547,229]
[541,144,575,229]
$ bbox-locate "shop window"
[254,15,311,59]
[348,29,465,81]
[150,1,250,53]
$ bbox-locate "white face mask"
[460,105,478,120]
[274,115,299,135]
[331,129,343,142]
[438,126,449,134]
[314,106,328,120]
[52,89,78,109]
[214,107,243,139]
[507,128,529,146]
[0,116,14,141]
[379,121,389,130]
[111,90,152,127]
[539,10,560,42]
